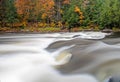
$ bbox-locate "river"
[0,32,120,82]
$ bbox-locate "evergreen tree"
[98,0,120,29]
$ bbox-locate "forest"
[0,0,120,32]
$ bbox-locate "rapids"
[0,32,119,82]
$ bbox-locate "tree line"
[0,0,120,30]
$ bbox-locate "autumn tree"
[39,0,55,23]
[15,0,34,26]
[15,0,55,25]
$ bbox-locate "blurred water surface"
[0,32,119,82]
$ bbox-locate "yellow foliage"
[79,16,84,20]
[38,27,60,32]
[50,22,56,27]
[74,6,84,22]
[60,9,63,14]
[74,6,80,13]
[38,22,44,27]
[38,22,47,27]
[0,27,11,31]
[79,12,83,15]
[43,23,47,27]
[58,21,62,27]
[22,21,27,27]
[80,20,83,23]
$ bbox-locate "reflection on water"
[0,32,120,82]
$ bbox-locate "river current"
[0,32,120,82]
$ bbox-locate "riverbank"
[0,26,120,33]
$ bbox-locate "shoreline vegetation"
[0,0,120,33]
[0,26,120,33]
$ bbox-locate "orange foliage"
[41,13,47,19]
[36,0,55,19]
[15,0,55,25]
[15,0,33,15]
[15,0,34,22]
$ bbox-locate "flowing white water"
[0,32,119,82]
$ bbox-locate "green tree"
[0,0,18,27]
[5,0,18,25]
[62,0,83,30]
[97,0,120,29]
[0,0,6,27]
